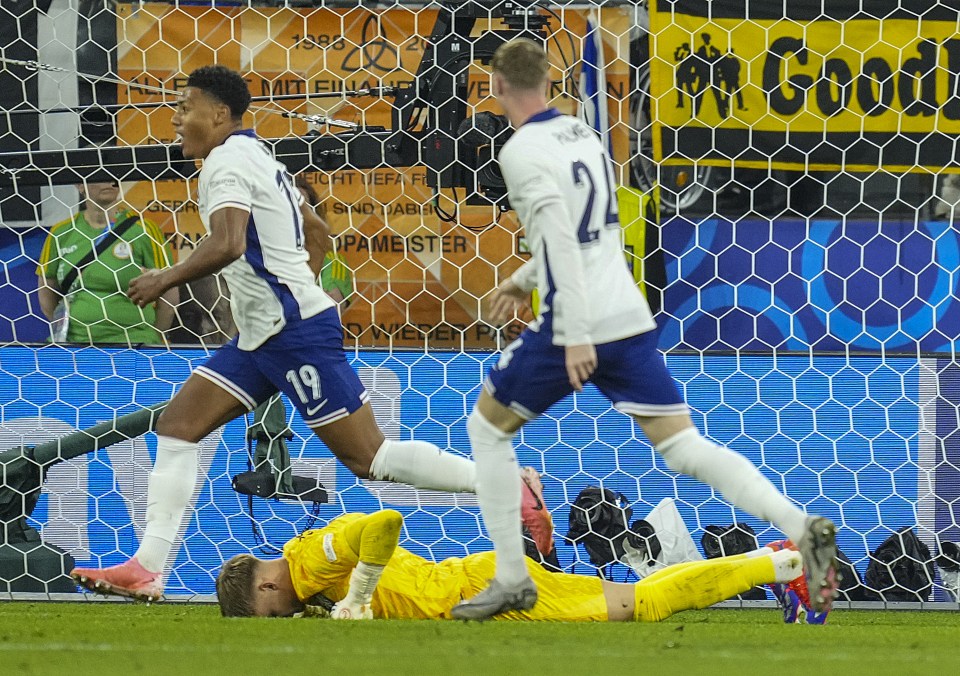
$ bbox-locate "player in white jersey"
[70,65,548,602]
[451,40,839,620]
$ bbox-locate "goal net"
[0,0,957,608]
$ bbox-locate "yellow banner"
[650,0,960,172]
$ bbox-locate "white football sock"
[369,439,476,493]
[467,410,528,587]
[135,435,199,574]
[656,428,808,544]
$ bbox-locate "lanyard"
[92,217,116,247]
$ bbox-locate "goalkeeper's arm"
[331,510,403,619]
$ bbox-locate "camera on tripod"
[416,1,552,206]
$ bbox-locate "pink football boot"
[520,466,555,555]
[71,558,164,602]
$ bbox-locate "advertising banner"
[113,4,636,349]
[0,346,942,597]
[658,217,960,353]
[650,0,960,172]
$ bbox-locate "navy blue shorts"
[484,328,687,420]
[195,308,368,427]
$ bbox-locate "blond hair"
[491,38,549,91]
[216,553,258,617]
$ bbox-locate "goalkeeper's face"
[253,584,304,618]
[217,554,304,618]
[249,559,305,618]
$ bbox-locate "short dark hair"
[186,65,252,119]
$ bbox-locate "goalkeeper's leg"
[623,549,803,622]
[643,418,839,612]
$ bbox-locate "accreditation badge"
[112,241,132,259]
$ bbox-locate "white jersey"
[499,109,656,346]
[198,130,334,350]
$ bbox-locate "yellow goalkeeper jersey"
[283,513,608,622]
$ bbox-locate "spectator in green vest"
[36,180,178,346]
[294,175,353,307]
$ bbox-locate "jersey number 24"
[572,156,619,245]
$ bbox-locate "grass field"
[0,603,957,675]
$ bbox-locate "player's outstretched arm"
[128,207,247,307]
[331,509,404,620]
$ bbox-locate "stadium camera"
[455,111,513,203]
[466,0,551,31]
[416,1,551,205]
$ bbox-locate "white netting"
[0,1,958,608]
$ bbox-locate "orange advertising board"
[114,4,632,348]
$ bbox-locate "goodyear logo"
[650,0,960,172]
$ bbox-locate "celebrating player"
[216,508,806,622]
[70,65,549,601]
[450,39,839,620]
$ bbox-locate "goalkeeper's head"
[217,553,304,618]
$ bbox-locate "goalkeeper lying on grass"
[216,509,804,621]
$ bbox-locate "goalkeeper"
[216,509,804,622]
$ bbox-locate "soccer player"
[450,39,839,620]
[216,509,806,622]
[70,65,549,601]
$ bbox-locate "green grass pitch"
[0,603,957,675]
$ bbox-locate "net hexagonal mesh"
[0,1,957,608]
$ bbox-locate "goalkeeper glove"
[330,601,373,620]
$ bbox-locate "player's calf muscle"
[312,405,385,477]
